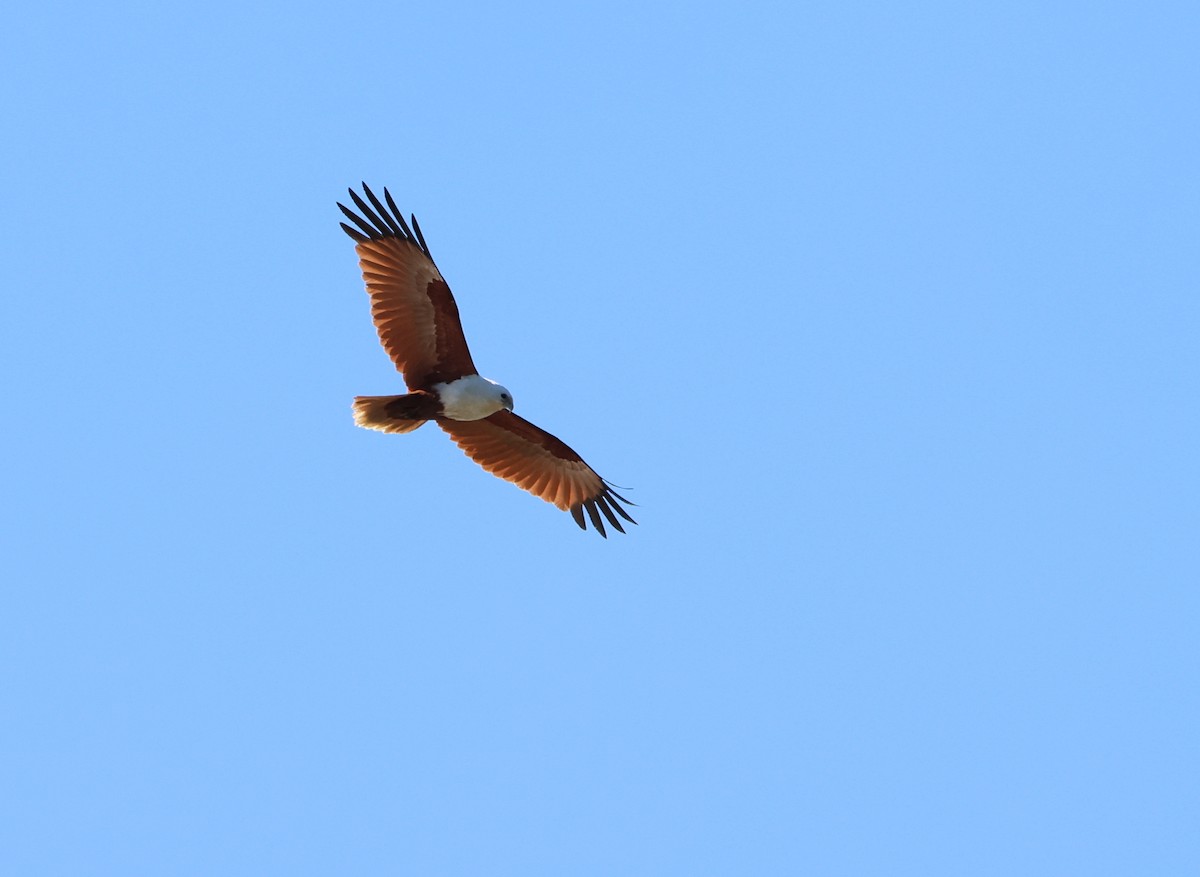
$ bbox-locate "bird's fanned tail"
[352,393,440,434]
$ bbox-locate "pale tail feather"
[352,395,428,434]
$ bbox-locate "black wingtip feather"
[410,214,431,258]
[362,184,404,236]
[594,495,626,534]
[348,188,390,237]
[337,201,376,239]
[384,188,417,241]
[603,482,637,508]
[337,184,431,258]
[339,221,368,243]
[605,488,637,525]
[570,505,587,531]
[568,483,637,536]
[583,500,608,538]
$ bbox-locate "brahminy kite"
[338,184,636,537]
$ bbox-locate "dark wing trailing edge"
[338,183,432,260]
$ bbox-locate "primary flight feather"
[339,184,635,537]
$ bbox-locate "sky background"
[2,1,1198,874]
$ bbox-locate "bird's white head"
[491,380,515,413]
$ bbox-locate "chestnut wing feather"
[339,184,477,388]
[437,411,636,537]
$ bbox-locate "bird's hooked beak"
[504,399,515,412]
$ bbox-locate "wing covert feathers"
[339,184,477,388]
[438,411,636,538]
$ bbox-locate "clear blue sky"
[3,1,1197,874]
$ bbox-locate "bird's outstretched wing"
[338,184,478,388]
[438,411,636,537]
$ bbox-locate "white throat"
[435,375,512,421]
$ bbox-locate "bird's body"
[338,184,635,536]
[432,375,513,421]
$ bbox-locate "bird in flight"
[338,184,636,537]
